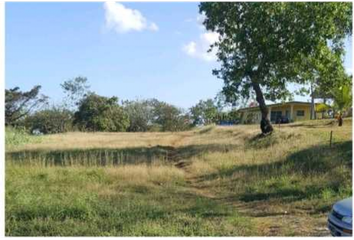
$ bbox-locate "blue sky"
[5,2,353,109]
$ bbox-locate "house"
[238,101,331,124]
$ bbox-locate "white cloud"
[182,13,219,62]
[196,12,206,29]
[149,22,159,32]
[202,32,219,45]
[104,2,158,33]
[183,41,197,55]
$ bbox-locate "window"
[271,111,282,122]
[297,110,305,117]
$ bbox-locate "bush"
[5,127,40,147]
[24,107,73,134]
[151,100,192,132]
[123,99,192,132]
[123,100,154,132]
[190,99,219,125]
[74,94,129,132]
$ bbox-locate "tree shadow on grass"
[285,119,352,129]
[203,140,352,205]
[6,143,238,167]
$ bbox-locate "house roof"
[237,101,320,112]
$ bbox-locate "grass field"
[5,119,352,236]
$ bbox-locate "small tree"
[123,99,155,132]
[331,76,352,126]
[61,76,91,110]
[190,99,219,125]
[74,94,129,132]
[151,99,190,132]
[25,106,73,134]
[5,85,48,126]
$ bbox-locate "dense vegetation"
[74,94,129,132]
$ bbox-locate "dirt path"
[181,164,329,236]
[167,134,330,237]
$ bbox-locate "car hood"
[333,197,352,217]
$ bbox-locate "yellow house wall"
[292,105,311,121]
[240,104,313,124]
[270,105,311,121]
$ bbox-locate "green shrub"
[5,127,40,147]
[24,107,73,134]
[74,94,129,132]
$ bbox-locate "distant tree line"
[5,77,242,134]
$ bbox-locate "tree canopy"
[25,107,73,134]
[5,85,48,126]
[123,99,155,132]
[200,2,352,134]
[151,99,191,132]
[331,74,352,115]
[74,93,129,132]
[60,76,91,110]
[190,99,219,125]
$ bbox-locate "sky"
[5,2,353,110]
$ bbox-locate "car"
[328,197,352,237]
[275,116,290,124]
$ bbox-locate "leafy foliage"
[199,2,352,133]
[60,76,91,110]
[5,86,48,126]
[150,99,191,132]
[315,103,331,113]
[190,99,219,125]
[74,94,129,132]
[331,76,352,114]
[123,99,191,132]
[24,107,74,134]
[5,127,41,148]
[123,99,155,132]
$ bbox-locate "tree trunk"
[322,98,326,119]
[338,112,343,127]
[310,83,316,120]
[252,82,273,135]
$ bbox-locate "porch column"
[267,106,272,120]
[290,104,294,121]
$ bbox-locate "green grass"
[5,119,352,236]
[6,165,252,236]
[5,127,41,149]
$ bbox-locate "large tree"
[74,93,129,132]
[200,2,352,134]
[5,85,48,126]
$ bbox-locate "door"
[285,110,290,118]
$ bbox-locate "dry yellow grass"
[5,118,352,236]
